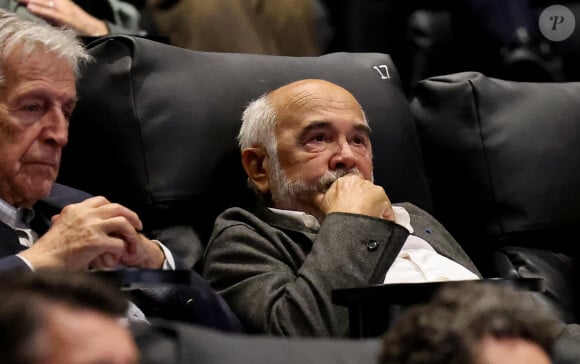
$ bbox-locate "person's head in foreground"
[379,281,561,364]
[0,270,139,364]
[239,78,399,224]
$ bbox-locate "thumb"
[50,213,61,224]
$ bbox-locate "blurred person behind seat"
[0,0,145,36]
[146,0,331,55]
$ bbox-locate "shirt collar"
[267,205,414,233]
[0,198,36,229]
[267,207,321,231]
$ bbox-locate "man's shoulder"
[211,206,272,238]
[29,184,93,233]
[214,206,262,225]
[213,205,297,237]
[40,183,93,210]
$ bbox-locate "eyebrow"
[299,120,372,139]
[16,89,78,105]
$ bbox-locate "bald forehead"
[268,79,365,121]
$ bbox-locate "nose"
[329,140,357,170]
[42,107,69,147]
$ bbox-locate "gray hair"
[0,9,92,87]
[238,93,279,158]
[239,90,370,155]
[238,93,279,200]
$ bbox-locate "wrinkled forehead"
[2,44,76,82]
[269,80,366,128]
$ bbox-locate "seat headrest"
[412,72,580,254]
[59,35,432,242]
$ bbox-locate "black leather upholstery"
[133,319,381,364]
[411,72,580,321]
[59,35,432,266]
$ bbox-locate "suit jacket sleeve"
[202,208,410,337]
[0,256,32,271]
[129,255,243,333]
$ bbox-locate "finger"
[50,213,61,224]
[23,0,50,7]
[122,232,141,256]
[95,203,143,231]
[80,196,112,207]
[98,217,145,258]
[100,252,120,267]
[100,216,141,240]
[59,196,111,217]
[85,236,128,271]
[63,199,143,231]
[24,1,57,17]
[90,253,121,270]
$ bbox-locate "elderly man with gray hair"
[0,8,241,332]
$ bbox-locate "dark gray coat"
[203,203,480,337]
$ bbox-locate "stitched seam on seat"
[468,79,503,236]
[126,39,153,205]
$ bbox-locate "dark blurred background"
[109,0,580,93]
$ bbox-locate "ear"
[241,147,271,194]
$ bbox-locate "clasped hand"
[18,196,165,270]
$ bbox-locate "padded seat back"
[58,35,432,265]
[412,72,580,257]
[412,73,580,322]
[412,72,580,321]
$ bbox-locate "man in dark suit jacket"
[202,79,481,337]
[0,9,241,332]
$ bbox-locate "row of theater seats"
[58,35,580,333]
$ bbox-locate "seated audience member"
[0,9,241,332]
[379,281,565,364]
[202,79,481,337]
[0,0,144,36]
[0,270,139,364]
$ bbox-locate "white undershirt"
[383,207,479,283]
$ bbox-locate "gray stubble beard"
[269,156,364,213]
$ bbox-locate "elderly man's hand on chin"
[17,196,165,270]
[314,174,397,222]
